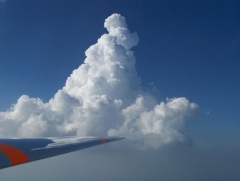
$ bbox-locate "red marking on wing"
[98,138,107,144]
[0,142,29,166]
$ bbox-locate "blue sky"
[0,0,240,180]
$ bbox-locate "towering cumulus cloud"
[0,14,198,149]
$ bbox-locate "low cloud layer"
[0,14,198,149]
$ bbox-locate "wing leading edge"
[0,136,123,169]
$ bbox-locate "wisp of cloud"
[0,14,198,149]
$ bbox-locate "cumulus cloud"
[0,14,198,149]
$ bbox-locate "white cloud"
[108,96,197,149]
[0,14,198,149]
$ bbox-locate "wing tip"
[101,136,124,144]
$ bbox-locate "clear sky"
[0,0,240,180]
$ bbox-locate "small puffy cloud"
[0,0,6,5]
[0,14,198,149]
[104,14,139,50]
[108,96,198,149]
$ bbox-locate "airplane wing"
[0,136,123,169]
